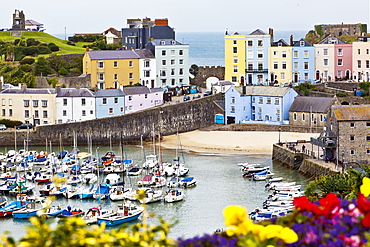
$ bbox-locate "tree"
[47,54,65,74]
[189,64,199,77]
[34,57,54,76]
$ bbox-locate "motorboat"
[252,170,274,181]
[164,189,185,203]
[9,181,35,195]
[270,185,301,192]
[180,177,197,188]
[81,207,115,224]
[34,173,52,183]
[12,197,46,219]
[110,186,131,201]
[66,175,83,185]
[97,201,144,226]
[63,186,81,199]
[0,194,29,217]
[137,174,153,187]
[174,163,189,177]
[243,167,270,178]
[142,154,158,169]
[167,177,181,188]
[138,188,163,204]
[93,184,111,200]
[58,206,85,218]
[82,173,98,184]
[38,205,64,218]
[127,167,142,176]
[104,173,123,186]
[79,184,96,199]
[268,177,284,182]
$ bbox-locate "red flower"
[293,196,316,211]
[314,193,340,216]
[358,193,370,214]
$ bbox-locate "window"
[358,60,361,69]
[293,112,297,121]
[231,106,235,113]
[258,62,263,70]
[231,97,235,104]
[34,110,38,118]
[24,100,30,107]
[8,99,12,106]
[276,109,280,115]
[231,76,237,82]
[63,110,66,116]
[323,49,328,56]
[162,60,166,66]
[161,79,167,84]
[160,70,166,76]
[98,72,104,81]
[324,59,328,66]
[171,59,175,65]
[273,62,278,70]
[247,40,253,47]
[274,98,279,105]
[114,81,119,89]
[338,59,343,66]
[179,50,183,55]
[338,48,343,56]
[252,97,255,103]
[304,73,309,80]
[293,51,298,58]
[248,63,253,70]
[367,149,370,154]
[9,109,12,117]
[304,62,309,70]
[1,109,4,117]
[304,50,309,58]
[102,98,107,104]
[233,56,238,63]
[179,68,183,75]
[282,62,287,69]
[338,71,343,78]
[145,94,148,99]
[114,98,118,104]
[25,110,29,118]
[257,50,263,58]
[98,61,104,68]
[81,98,86,106]
[350,122,355,128]
[358,49,361,55]
[247,50,253,59]
[171,50,175,55]
[302,113,305,121]
[179,59,184,65]
[114,61,118,68]
[42,100,47,107]
[63,99,67,106]
[162,50,166,56]
[233,66,238,73]
[120,107,124,113]
[300,41,305,46]
[266,98,271,104]
[367,60,370,69]
[128,96,132,101]
[33,100,38,107]
[144,60,150,67]
[113,74,118,80]
[273,51,278,58]
[294,62,298,70]
[129,73,133,79]
[258,40,263,47]
[367,122,370,127]
[144,71,150,77]
[350,149,355,155]
[280,72,285,80]
[82,110,86,116]
[259,97,263,104]
[282,51,286,58]
[171,79,175,85]
[90,110,93,115]
[99,82,104,89]
[366,134,370,141]
[233,47,237,53]
[109,108,113,114]
[43,110,48,118]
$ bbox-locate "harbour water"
[0,144,309,240]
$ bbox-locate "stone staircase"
[11,30,22,37]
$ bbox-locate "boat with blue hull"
[12,198,45,219]
[0,194,29,217]
[97,202,144,226]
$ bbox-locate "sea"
[54,30,308,67]
[0,145,309,240]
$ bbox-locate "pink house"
[334,43,352,80]
[122,86,164,114]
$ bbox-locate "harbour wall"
[0,94,224,147]
[272,143,340,179]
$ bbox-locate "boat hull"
[97,211,142,226]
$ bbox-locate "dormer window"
[160,40,165,45]
[300,41,305,46]
[278,42,282,47]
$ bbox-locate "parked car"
[192,94,201,99]
[16,124,33,130]
[0,124,6,130]
[183,95,191,101]
[203,91,212,97]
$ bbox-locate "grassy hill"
[0,31,88,55]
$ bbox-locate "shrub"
[18,64,33,73]
[69,68,81,75]
[26,38,40,46]
[38,46,52,54]
[58,67,69,76]
[67,41,76,46]
[48,43,59,52]
[46,77,59,87]
[22,46,40,56]
[19,57,35,65]
[0,119,22,127]
[336,92,348,97]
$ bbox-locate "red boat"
[0,194,28,217]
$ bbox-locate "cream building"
[0,84,57,126]
[352,42,370,82]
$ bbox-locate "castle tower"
[11,9,25,30]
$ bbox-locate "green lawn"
[0,31,89,55]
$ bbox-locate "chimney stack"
[269,28,274,45]
[55,83,61,93]
[76,83,81,89]
[311,36,315,45]
[21,83,27,92]
[290,35,293,46]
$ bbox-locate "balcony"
[245,69,268,73]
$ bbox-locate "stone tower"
[11,9,25,30]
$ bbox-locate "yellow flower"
[258,225,283,241]
[279,227,298,244]
[360,177,370,197]
[223,205,248,227]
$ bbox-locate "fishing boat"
[164,189,185,203]
[138,188,163,204]
[0,194,29,217]
[12,197,46,219]
[97,201,144,226]
[81,207,115,224]
[180,177,197,188]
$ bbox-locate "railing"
[245,69,268,73]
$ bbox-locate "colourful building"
[334,43,352,80]
[292,38,315,84]
[352,42,370,82]
[268,39,292,85]
[224,32,246,85]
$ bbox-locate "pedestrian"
[302,145,305,153]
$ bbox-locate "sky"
[1,0,369,37]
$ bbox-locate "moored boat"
[97,202,144,226]
[164,189,185,203]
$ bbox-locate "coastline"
[160,130,319,156]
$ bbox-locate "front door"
[248,74,252,84]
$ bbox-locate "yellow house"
[0,84,57,126]
[268,40,292,85]
[83,50,144,89]
[224,33,246,86]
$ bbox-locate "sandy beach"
[160,130,319,156]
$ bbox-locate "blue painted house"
[245,29,271,85]
[95,89,125,119]
[292,38,315,84]
[224,85,298,125]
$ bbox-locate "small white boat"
[63,186,81,199]
[174,163,189,177]
[82,207,115,224]
[180,177,197,188]
[104,173,123,186]
[109,186,131,201]
[139,188,163,204]
[142,154,158,169]
[164,189,185,203]
[266,182,296,189]
[271,185,301,191]
[67,175,83,185]
[127,167,142,176]
[82,173,98,184]
[167,177,181,188]
[97,201,144,226]
[268,177,284,182]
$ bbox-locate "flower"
[360,177,370,197]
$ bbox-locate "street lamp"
[278,127,281,145]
